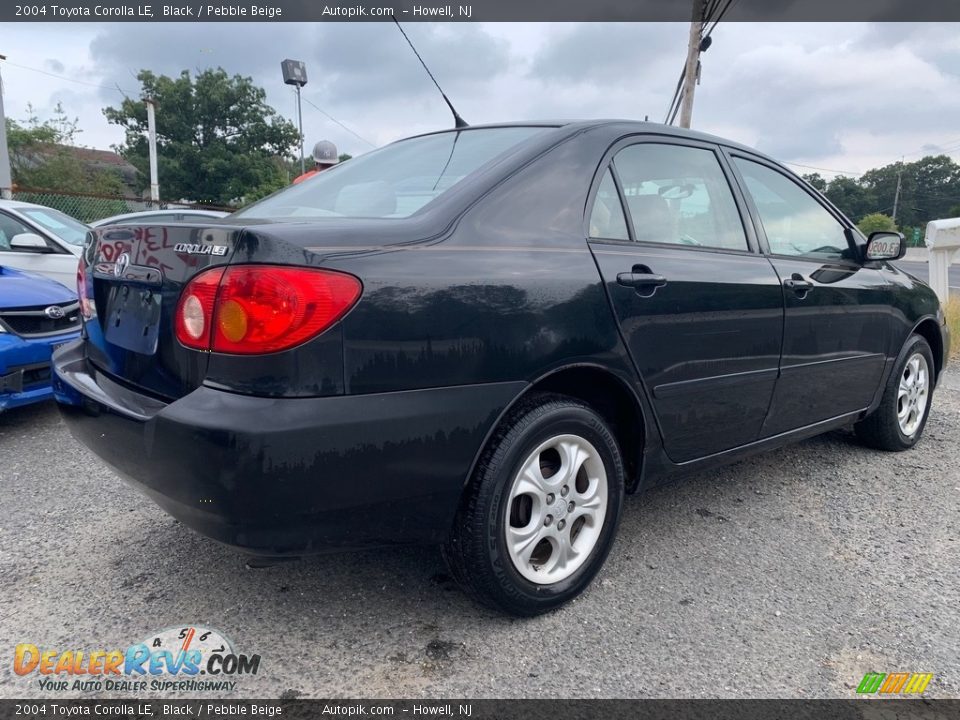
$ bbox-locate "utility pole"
[891,158,903,222]
[145,98,160,204]
[0,55,13,200]
[295,85,304,174]
[678,0,707,129]
[280,59,308,175]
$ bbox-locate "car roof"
[400,119,771,162]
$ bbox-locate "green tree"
[824,176,875,223]
[858,212,898,235]
[801,172,827,193]
[948,204,960,218]
[104,68,300,204]
[860,155,960,229]
[338,153,353,163]
[6,103,124,195]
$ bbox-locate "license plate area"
[104,284,162,355]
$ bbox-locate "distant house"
[13,144,139,196]
[62,146,139,194]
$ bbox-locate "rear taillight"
[174,267,225,350]
[175,265,362,354]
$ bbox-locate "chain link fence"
[11,187,236,224]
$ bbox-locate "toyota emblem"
[44,305,65,320]
[114,252,130,278]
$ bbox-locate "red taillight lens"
[174,267,225,350]
[175,266,361,354]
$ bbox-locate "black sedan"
[53,121,950,616]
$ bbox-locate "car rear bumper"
[1,330,80,412]
[52,339,524,555]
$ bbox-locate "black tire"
[855,334,936,451]
[442,392,625,616]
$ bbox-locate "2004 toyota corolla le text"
[52,121,950,616]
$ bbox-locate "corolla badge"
[174,243,228,256]
[114,252,130,277]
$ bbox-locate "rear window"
[235,127,547,221]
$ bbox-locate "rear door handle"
[783,274,814,293]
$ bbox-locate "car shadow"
[100,425,874,629]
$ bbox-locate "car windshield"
[19,207,89,246]
[235,127,547,221]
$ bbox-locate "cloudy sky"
[1,22,959,178]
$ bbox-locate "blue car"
[0,266,80,412]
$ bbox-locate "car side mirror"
[10,233,52,253]
[864,231,905,262]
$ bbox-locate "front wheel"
[442,393,625,616]
[855,334,935,451]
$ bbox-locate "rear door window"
[589,169,630,241]
[612,143,748,251]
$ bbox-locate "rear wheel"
[442,393,625,616]
[855,334,935,451]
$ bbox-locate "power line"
[1,59,132,96]
[300,95,376,149]
[783,161,862,177]
[704,0,738,39]
[703,0,724,23]
[663,66,685,124]
[665,0,738,127]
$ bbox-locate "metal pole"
[146,98,160,203]
[0,58,13,200]
[296,85,304,175]
[892,161,903,223]
[678,0,705,129]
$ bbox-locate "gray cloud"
[529,23,683,84]
[85,22,510,151]
[4,21,960,171]
[308,24,511,106]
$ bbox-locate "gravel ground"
[1,371,958,699]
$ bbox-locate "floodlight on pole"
[281,59,308,175]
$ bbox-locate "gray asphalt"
[894,260,960,295]
[2,372,959,699]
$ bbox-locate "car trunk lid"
[83,223,243,400]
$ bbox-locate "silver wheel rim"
[503,434,608,585]
[897,352,930,437]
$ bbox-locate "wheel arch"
[463,363,649,494]
[911,316,945,384]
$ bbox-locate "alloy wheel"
[897,352,930,437]
[504,434,608,584]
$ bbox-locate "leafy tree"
[338,153,353,163]
[801,172,827,193]
[823,176,875,223]
[104,68,300,204]
[6,103,124,195]
[860,155,960,228]
[858,213,897,235]
[949,204,960,218]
